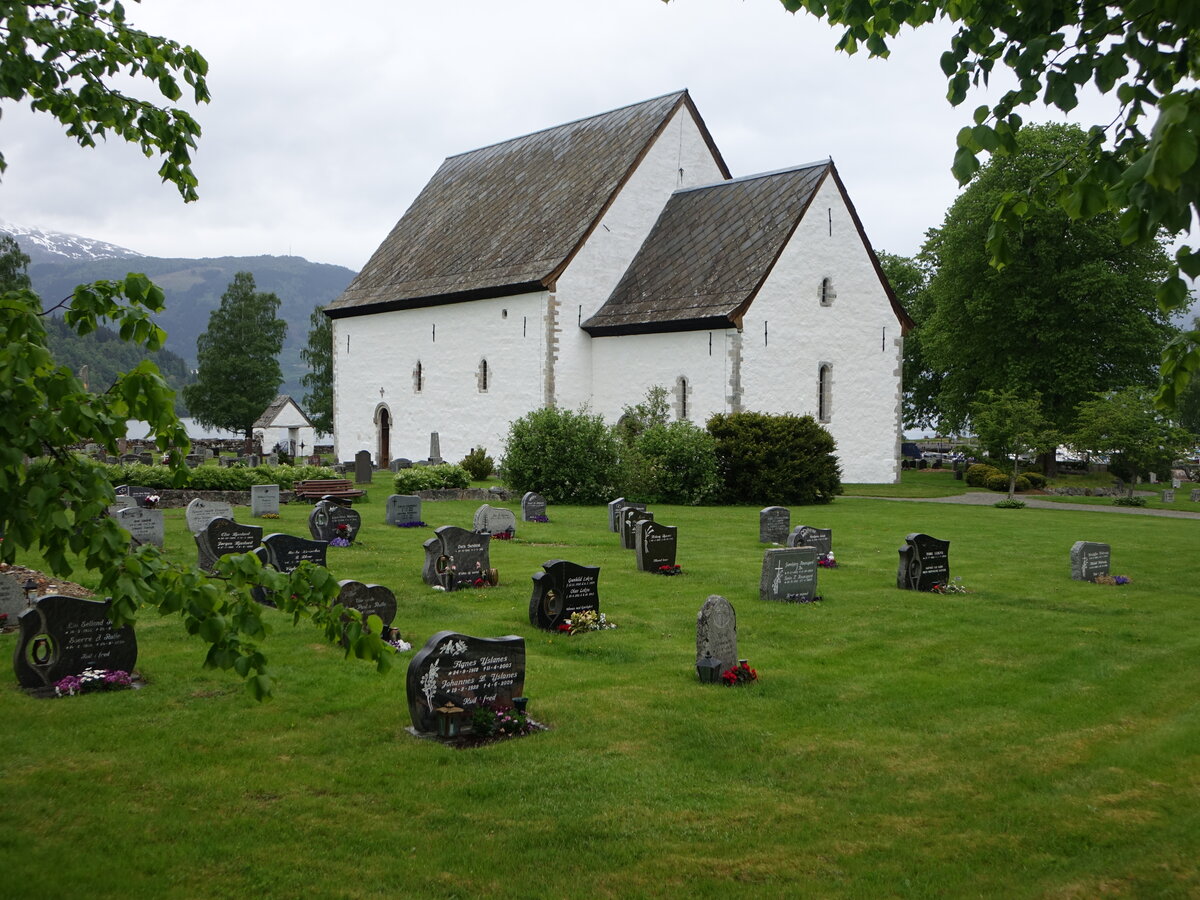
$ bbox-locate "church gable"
[327,91,727,318]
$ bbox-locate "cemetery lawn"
[3,489,1199,898]
[842,468,980,497]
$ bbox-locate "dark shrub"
[622,421,719,505]
[500,407,621,504]
[460,447,495,481]
[706,412,841,505]
[965,463,1002,487]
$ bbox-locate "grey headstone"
[696,595,737,672]
[354,450,372,484]
[897,533,950,591]
[13,595,137,688]
[195,517,264,572]
[473,504,517,536]
[386,494,422,527]
[107,495,137,516]
[760,546,819,602]
[262,532,328,573]
[759,506,790,543]
[636,520,678,572]
[116,506,164,549]
[1162,489,1175,503]
[249,455,260,467]
[184,454,202,468]
[405,632,525,734]
[308,500,361,543]
[421,526,492,591]
[521,492,548,522]
[0,573,26,621]
[185,498,234,535]
[251,484,280,517]
[389,458,413,472]
[1191,489,1200,503]
[529,560,601,630]
[1172,478,1182,489]
[428,432,443,465]
[1070,541,1111,582]
[787,525,832,557]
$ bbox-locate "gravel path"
[849,490,1200,519]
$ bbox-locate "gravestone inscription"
[13,595,137,688]
[262,532,328,573]
[386,494,422,527]
[760,546,819,602]
[787,525,832,558]
[473,504,517,536]
[696,595,738,673]
[116,506,164,549]
[405,631,525,734]
[186,498,234,535]
[636,521,678,572]
[1162,489,1176,503]
[521,491,548,522]
[529,560,601,631]
[421,526,492,591]
[759,506,790,543]
[196,518,264,572]
[251,484,280,517]
[308,500,362,543]
[896,533,950,591]
[1070,541,1111,582]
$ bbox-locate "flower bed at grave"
[817,553,837,569]
[526,515,549,523]
[721,661,758,686]
[654,564,683,576]
[785,593,823,603]
[1093,574,1132,585]
[930,578,972,594]
[393,521,428,528]
[54,668,134,697]
[555,611,617,634]
[447,705,547,750]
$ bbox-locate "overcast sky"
[1,0,1128,272]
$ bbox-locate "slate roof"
[583,161,913,336]
[326,90,729,318]
[254,395,312,429]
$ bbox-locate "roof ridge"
[675,158,832,194]
[445,90,690,160]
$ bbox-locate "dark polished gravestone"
[529,560,602,631]
[116,506,164,549]
[13,595,137,688]
[1070,541,1111,582]
[696,594,738,673]
[251,484,280,517]
[759,506,791,544]
[386,494,423,527]
[406,631,526,735]
[896,533,951,591]
[262,532,329,574]
[760,546,819,602]
[620,505,651,550]
[636,520,678,572]
[421,526,493,591]
[354,449,373,484]
[114,484,157,508]
[521,491,548,522]
[787,525,832,558]
[308,499,362,543]
[473,504,517,536]
[607,497,628,532]
[336,580,397,634]
[195,517,264,573]
[185,497,234,535]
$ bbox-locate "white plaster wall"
[554,106,728,411]
[738,175,903,483]
[261,424,318,456]
[590,329,736,425]
[332,291,547,464]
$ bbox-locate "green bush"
[965,463,1002,487]
[706,411,841,505]
[98,461,334,492]
[1021,471,1046,489]
[1113,495,1147,507]
[392,464,470,494]
[993,498,1027,508]
[460,447,495,481]
[500,406,621,504]
[985,472,1031,493]
[622,421,719,505]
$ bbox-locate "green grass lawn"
[2,474,1198,898]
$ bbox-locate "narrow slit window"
[819,277,836,307]
[413,361,423,393]
[478,358,489,393]
[818,364,832,423]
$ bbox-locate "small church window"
[675,375,690,421]
[414,361,424,393]
[819,277,836,307]
[478,358,489,393]
[818,364,832,422]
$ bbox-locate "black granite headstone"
[521,492,548,522]
[787,525,832,558]
[1070,541,1111,581]
[529,559,601,630]
[336,580,397,632]
[636,520,678,572]
[195,517,264,572]
[606,497,627,532]
[13,595,137,688]
[896,533,951,591]
[760,546,819,602]
[420,526,492,591]
[262,532,329,573]
[406,631,525,734]
[620,505,650,550]
[308,500,362,543]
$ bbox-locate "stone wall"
[147,489,297,509]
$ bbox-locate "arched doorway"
[376,405,391,467]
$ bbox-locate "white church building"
[327,91,911,483]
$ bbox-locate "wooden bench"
[292,479,366,503]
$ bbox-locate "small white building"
[254,395,319,457]
[327,91,911,483]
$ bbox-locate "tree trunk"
[1039,450,1057,478]
[1009,456,1018,500]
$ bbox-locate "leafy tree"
[878,251,938,431]
[300,305,333,435]
[0,2,391,697]
[622,421,720,506]
[184,272,287,451]
[918,124,1172,452]
[1070,387,1191,496]
[707,411,842,505]
[760,0,1200,407]
[0,234,31,291]
[969,390,1057,499]
[616,385,670,444]
[500,406,622,504]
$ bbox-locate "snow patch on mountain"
[0,220,144,262]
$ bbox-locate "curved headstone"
[529,559,601,630]
[405,631,525,734]
[696,595,737,672]
[13,595,137,688]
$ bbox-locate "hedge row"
[98,462,335,491]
